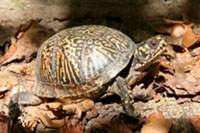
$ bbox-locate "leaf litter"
[0,20,200,132]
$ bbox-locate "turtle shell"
[34,25,136,99]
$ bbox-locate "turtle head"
[134,35,167,70]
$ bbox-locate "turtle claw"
[116,77,141,119]
[126,109,141,119]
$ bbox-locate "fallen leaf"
[0,71,18,88]
[59,121,83,133]
[0,44,16,65]
[19,114,38,131]
[192,95,200,102]
[177,97,191,103]
[133,63,160,101]
[0,71,18,98]
[145,111,164,124]
[160,51,196,79]
[21,103,65,130]
[189,62,200,83]
[35,111,65,129]
[163,18,185,24]
[153,90,161,102]
[92,115,142,133]
[133,83,154,101]
[62,99,95,118]
[157,19,200,49]
[92,118,110,129]
[164,76,200,96]
[0,20,54,65]
[188,115,200,132]
[182,23,200,48]
[141,117,173,133]
[20,99,95,130]
[0,114,9,133]
[170,52,194,78]
[2,60,36,81]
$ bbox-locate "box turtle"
[13,25,167,118]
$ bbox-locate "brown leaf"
[21,100,95,130]
[92,115,142,133]
[171,24,187,38]
[0,44,16,65]
[0,71,18,95]
[3,60,36,81]
[183,27,198,48]
[163,18,185,24]
[164,76,200,96]
[189,63,200,83]
[158,19,200,48]
[141,117,173,133]
[109,121,132,133]
[93,118,110,129]
[177,97,191,103]
[59,122,83,133]
[192,95,200,102]
[153,90,161,102]
[188,115,200,132]
[35,111,65,129]
[160,52,195,79]
[62,99,95,118]
[145,111,164,124]
[19,115,39,131]
[133,83,154,101]
[25,102,62,119]
[0,114,9,133]
[0,20,54,65]
[22,102,65,130]
[171,52,194,78]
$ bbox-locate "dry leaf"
[192,95,200,102]
[21,99,95,130]
[163,18,185,24]
[0,44,16,65]
[35,111,65,128]
[157,19,200,49]
[19,115,39,131]
[92,115,142,133]
[0,71,19,99]
[177,97,191,103]
[141,118,173,133]
[59,124,83,133]
[133,83,154,101]
[62,99,95,118]
[0,71,18,89]
[160,52,195,78]
[189,63,200,83]
[0,114,9,133]
[3,60,36,81]
[188,115,200,132]
[170,52,194,78]
[145,111,164,124]
[153,90,161,102]
[132,63,160,101]
[22,103,65,130]
[0,20,54,65]
[182,23,200,48]
[164,76,200,96]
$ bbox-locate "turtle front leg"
[116,76,140,118]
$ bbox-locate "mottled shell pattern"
[34,25,136,99]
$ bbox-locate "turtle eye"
[151,42,157,46]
